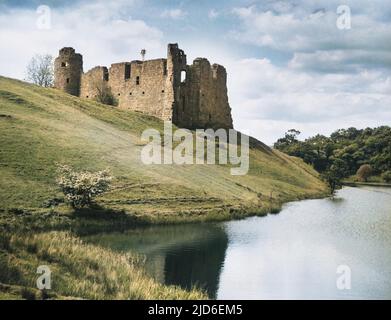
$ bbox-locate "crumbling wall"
[80,66,109,100]
[54,47,83,96]
[174,58,233,129]
[54,44,234,129]
[110,59,174,120]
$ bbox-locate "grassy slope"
[0,76,327,299]
[0,76,326,220]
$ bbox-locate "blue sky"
[0,0,390,144]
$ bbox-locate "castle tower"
[54,47,83,96]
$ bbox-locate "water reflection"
[85,223,228,298]
[85,187,391,299]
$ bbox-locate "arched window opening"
[180,70,186,83]
[136,76,140,85]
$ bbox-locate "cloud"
[289,50,391,73]
[226,57,391,144]
[0,1,164,79]
[231,6,391,52]
[225,2,391,143]
[0,0,390,145]
[161,8,187,20]
[208,9,219,20]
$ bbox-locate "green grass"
[0,232,206,299]
[0,75,328,299]
[0,76,327,219]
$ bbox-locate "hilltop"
[0,75,327,299]
[0,76,327,224]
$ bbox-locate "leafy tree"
[356,164,372,182]
[274,126,391,180]
[25,54,54,87]
[322,159,347,196]
[56,165,112,208]
[382,171,391,183]
[274,129,301,150]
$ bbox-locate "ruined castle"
[54,44,233,129]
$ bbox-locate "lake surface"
[85,187,391,299]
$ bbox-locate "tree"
[356,164,372,182]
[25,54,54,87]
[274,129,301,150]
[93,79,117,106]
[56,164,112,208]
[274,126,391,180]
[382,171,391,183]
[322,159,347,196]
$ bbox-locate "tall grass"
[3,231,207,300]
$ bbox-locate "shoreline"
[342,181,391,188]
[0,189,328,300]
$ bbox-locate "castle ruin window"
[163,61,167,75]
[61,62,68,67]
[66,78,70,83]
[129,92,132,95]
[125,64,131,80]
[180,70,186,83]
[136,76,140,85]
[209,113,212,121]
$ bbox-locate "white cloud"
[161,8,187,20]
[225,2,391,143]
[0,1,390,146]
[289,50,391,73]
[231,6,391,52]
[0,2,164,79]
[208,9,219,20]
[226,57,391,144]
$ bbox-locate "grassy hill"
[0,75,327,299]
[0,76,326,223]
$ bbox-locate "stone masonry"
[54,44,233,129]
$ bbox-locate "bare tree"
[25,54,54,87]
[93,79,117,106]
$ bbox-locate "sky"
[0,0,390,144]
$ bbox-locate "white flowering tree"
[56,164,112,208]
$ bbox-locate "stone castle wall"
[54,44,233,129]
[54,47,83,96]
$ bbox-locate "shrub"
[56,165,112,208]
[356,164,372,182]
[93,79,117,106]
[382,170,391,183]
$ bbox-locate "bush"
[382,171,391,183]
[93,80,117,106]
[56,165,112,208]
[356,164,372,182]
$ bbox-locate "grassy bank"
[0,76,328,299]
[0,231,206,299]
